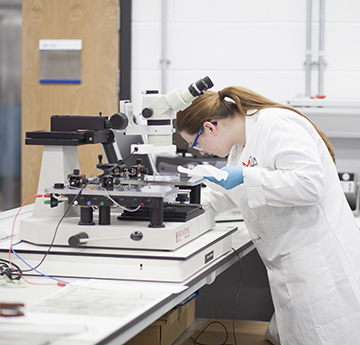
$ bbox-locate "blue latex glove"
[204,166,244,190]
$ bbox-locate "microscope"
[109,75,214,154]
[16,77,238,282]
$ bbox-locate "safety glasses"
[189,121,217,151]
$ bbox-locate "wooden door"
[21,0,119,201]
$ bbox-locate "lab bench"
[0,206,253,345]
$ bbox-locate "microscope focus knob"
[142,107,153,118]
[108,113,129,130]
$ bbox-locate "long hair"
[176,86,335,163]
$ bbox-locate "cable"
[11,241,69,285]
[9,175,100,278]
[6,194,68,286]
[6,174,109,285]
[1,257,22,274]
[231,247,243,345]
[192,321,229,345]
[8,194,43,271]
[122,147,139,165]
[99,186,142,212]
[0,259,22,281]
[7,171,138,284]
[192,249,242,344]
[26,174,102,272]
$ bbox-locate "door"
[21,0,120,201]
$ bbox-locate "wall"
[131,0,360,116]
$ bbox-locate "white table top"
[0,205,252,345]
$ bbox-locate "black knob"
[142,108,153,118]
[130,231,143,241]
[109,113,129,130]
[68,232,89,248]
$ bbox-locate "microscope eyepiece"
[196,76,214,92]
[188,76,214,97]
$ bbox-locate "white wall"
[131,0,360,115]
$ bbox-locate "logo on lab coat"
[242,156,258,167]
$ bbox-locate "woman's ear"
[204,121,218,135]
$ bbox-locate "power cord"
[192,321,229,345]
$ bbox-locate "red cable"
[8,194,63,286]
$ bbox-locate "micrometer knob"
[142,107,153,118]
[109,113,128,130]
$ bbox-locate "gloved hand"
[204,165,244,190]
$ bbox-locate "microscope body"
[118,76,214,154]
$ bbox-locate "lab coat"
[202,108,360,344]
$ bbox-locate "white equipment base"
[12,225,237,282]
[19,210,215,251]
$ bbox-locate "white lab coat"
[202,108,360,344]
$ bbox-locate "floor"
[176,319,272,345]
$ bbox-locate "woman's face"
[179,120,234,157]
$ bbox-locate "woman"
[176,87,360,345]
